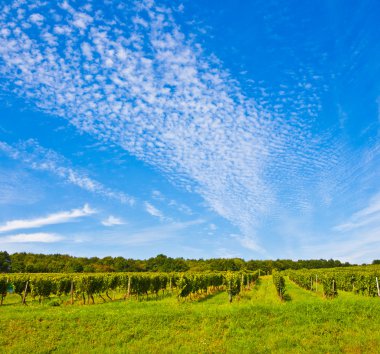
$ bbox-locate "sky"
[0,0,379,263]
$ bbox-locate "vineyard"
[0,271,259,305]
[2,266,380,307]
[2,267,380,352]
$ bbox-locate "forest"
[0,250,356,273]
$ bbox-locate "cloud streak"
[0,232,63,243]
[0,204,95,233]
[144,202,165,219]
[334,193,380,232]
[0,168,42,205]
[102,215,125,227]
[120,219,205,246]
[0,139,134,205]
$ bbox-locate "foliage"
[224,271,241,302]
[0,251,11,272]
[0,275,8,305]
[320,276,338,299]
[2,251,356,274]
[0,271,259,305]
[287,266,380,299]
[272,271,286,299]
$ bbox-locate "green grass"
[1,276,380,353]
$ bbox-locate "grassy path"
[246,275,282,304]
[285,276,323,302]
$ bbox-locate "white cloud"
[29,13,44,26]
[216,248,240,259]
[81,42,93,60]
[152,190,164,200]
[352,194,380,220]
[0,139,135,205]
[0,204,95,233]
[334,193,380,232]
[301,227,380,264]
[0,168,42,205]
[152,190,193,215]
[121,219,204,246]
[0,232,63,243]
[102,215,125,227]
[231,234,267,254]
[168,199,193,215]
[72,12,93,30]
[144,202,164,219]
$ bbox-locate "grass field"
[1,276,380,353]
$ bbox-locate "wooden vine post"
[315,275,318,292]
[70,280,74,305]
[127,276,131,298]
[22,280,29,305]
[228,279,233,303]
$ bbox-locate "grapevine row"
[287,268,380,298]
[272,271,286,300]
[0,271,259,305]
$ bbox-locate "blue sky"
[0,0,379,263]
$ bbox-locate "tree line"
[0,251,359,274]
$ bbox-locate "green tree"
[0,251,11,273]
